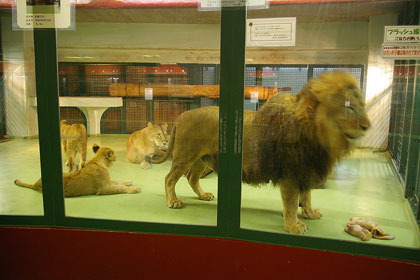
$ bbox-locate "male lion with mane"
[15,144,140,197]
[153,72,370,234]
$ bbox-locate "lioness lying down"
[153,72,371,234]
[15,144,140,197]
[126,122,169,169]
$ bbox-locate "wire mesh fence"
[57,63,365,134]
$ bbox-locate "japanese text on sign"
[382,44,420,59]
[246,17,296,47]
[15,0,72,29]
[384,26,420,43]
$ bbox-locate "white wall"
[56,21,368,65]
[361,14,398,148]
[1,16,38,137]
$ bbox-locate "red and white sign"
[382,44,420,59]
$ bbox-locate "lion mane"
[154,71,371,234]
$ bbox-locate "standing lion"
[153,71,370,235]
[60,120,88,172]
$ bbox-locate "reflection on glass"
[0,14,44,215]
[242,1,420,249]
[55,5,222,225]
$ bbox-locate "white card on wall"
[145,88,153,100]
[15,0,73,29]
[251,91,259,103]
[246,17,296,47]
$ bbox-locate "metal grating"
[313,66,364,91]
[102,108,122,132]
[154,101,189,131]
[125,98,148,132]
[58,65,80,96]
[245,66,257,86]
[126,66,152,84]
[59,107,87,128]
[85,65,121,96]
[262,66,308,93]
[202,66,216,85]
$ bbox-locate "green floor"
[0,135,419,249]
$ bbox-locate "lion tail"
[150,125,176,164]
[14,179,41,191]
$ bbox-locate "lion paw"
[199,192,214,201]
[285,220,308,234]
[302,208,322,220]
[167,200,183,209]
[140,161,151,169]
[129,187,141,193]
[122,181,132,186]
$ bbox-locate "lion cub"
[60,120,88,172]
[126,122,168,169]
[14,144,140,197]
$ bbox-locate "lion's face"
[103,148,117,167]
[93,144,117,167]
[309,72,371,151]
[147,124,169,151]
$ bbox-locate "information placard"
[384,26,420,43]
[14,0,72,29]
[246,17,296,47]
[145,88,154,100]
[250,91,259,103]
[382,43,420,59]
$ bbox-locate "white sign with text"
[16,0,71,29]
[246,17,296,47]
[145,88,153,100]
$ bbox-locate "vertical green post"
[33,28,65,224]
[217,7,246,235]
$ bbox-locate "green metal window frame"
[0,7,419,263]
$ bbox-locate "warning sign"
[382,44,420,59]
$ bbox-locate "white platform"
[30,96,123,135]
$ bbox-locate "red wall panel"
[0,226,419,280]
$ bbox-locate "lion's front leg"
[111,180,132,186]
[280,183,307,234]
[97,183,140,195]
[300,190,322,220]
[140,155,152,169]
